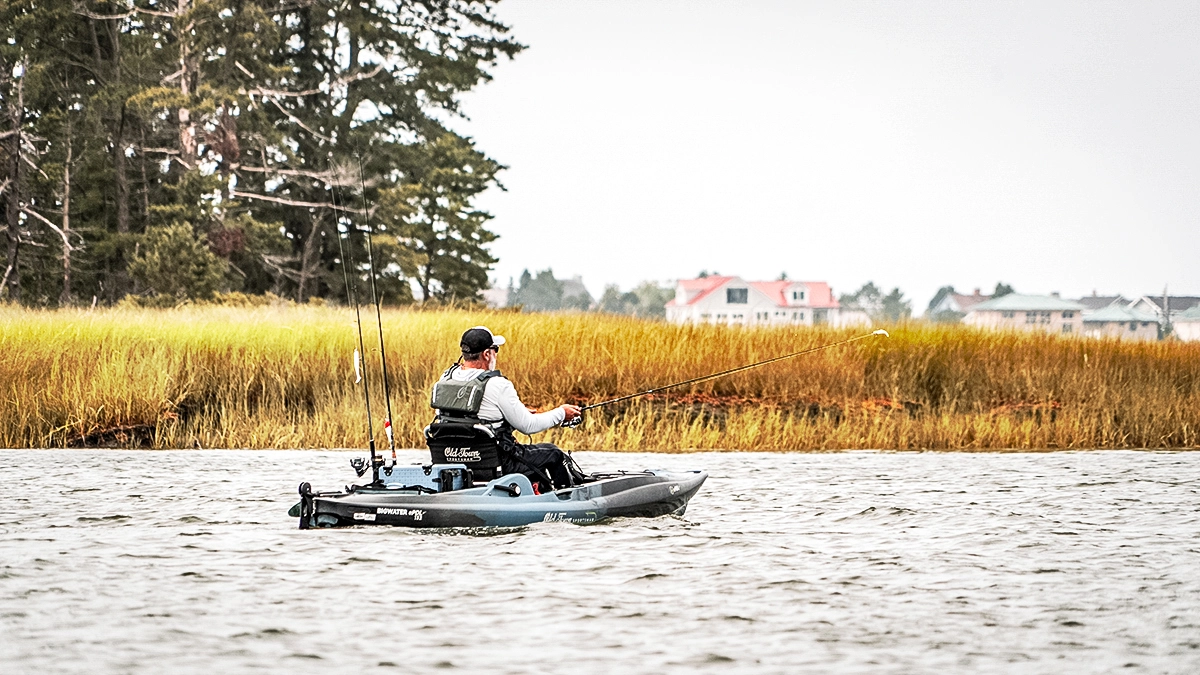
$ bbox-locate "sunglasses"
[490,345,500,353]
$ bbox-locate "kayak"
[291,462,708,528]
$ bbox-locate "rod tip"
[873,329,890,337]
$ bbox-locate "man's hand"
[560,404,582,424]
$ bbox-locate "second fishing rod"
[564,329,889,427]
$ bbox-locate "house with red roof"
[664,275,868,327]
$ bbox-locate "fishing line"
[578,329,890,415]
[356,153,398,466]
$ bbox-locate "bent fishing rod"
[567,329,890,425]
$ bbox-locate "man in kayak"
[432,326,584,489]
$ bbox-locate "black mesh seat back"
[425,421,503,482]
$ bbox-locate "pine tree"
[0,0,522,306]
[376,134,503,303]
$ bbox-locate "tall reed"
[2,305,1197,450]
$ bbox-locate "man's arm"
[492,379,566,434]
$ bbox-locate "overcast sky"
[450,0,1200,310]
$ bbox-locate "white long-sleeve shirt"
[444,367,565,434]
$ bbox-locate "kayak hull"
[296,469,707,528]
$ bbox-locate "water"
[1,449,1199,674]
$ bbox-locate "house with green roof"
[962,293,1085,335]
[1081,305,1161,341]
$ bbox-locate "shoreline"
[3,306,1199,451]
[4,447,1196,454]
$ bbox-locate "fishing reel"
[350,457,369,477]
[562,412,585,429]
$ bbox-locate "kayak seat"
[425,420,504,484]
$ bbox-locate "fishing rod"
[569,329,890,424]
[329,161,378,480]
[356,154,398,468]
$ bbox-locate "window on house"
[792,290,805,301]
[1001,311,1015,319]
[1025,312,1037,324]
[727,288,748,304]
[1040,312,1052,324]
[1062,311,1075,319]
[733,314,744,320]
[1129,322,1137,332]
[717,314,726,320]
[800,312,805,320]
[1062,324,1072,333]
[700,314,710,320]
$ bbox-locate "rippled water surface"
[2,449,1200,674]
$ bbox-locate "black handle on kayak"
[492,482,522,497]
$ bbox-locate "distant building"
[928,288,993,316]
[962,293,1085,335]
[1074,293,1129,313]
[1128,295,1200,322]
[481,286,509,309]
[560,276,594,309]
[1082,305,1161,341]
[1173,306,1200,342]
[665,275,866,327]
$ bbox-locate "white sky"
[451,0,1200,310]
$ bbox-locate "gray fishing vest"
[430,366,504,419]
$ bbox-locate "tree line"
[507,271,921,323]
[838,281,912,323]
[1,0,520,307]
[505,268,674,318]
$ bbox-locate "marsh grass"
[2,305,1198,450]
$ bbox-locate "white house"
[1121,295,1200,341]
[963,293,1086,335]
[1081,305,1161,341]
[1172,306,1200,342]
[560,276,594,308]
[480,286,509,309]
[665,275,865,327]
[1128,295,1200,321]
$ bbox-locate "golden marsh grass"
[2,305,1198,451]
